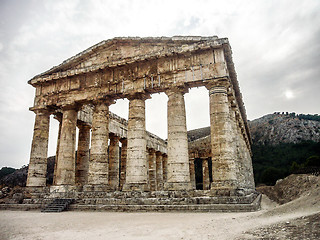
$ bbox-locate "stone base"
[25,186,49,194]
[164,182,193,191]
[122,183,150,192]
[210,186,256,197]
[82,184,111,192]
[8,190,262,212]
[50,185,77,193]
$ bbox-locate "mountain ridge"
[187,113,320,145]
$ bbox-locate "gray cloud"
[0,0,319,168]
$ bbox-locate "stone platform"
[1,190,261,212]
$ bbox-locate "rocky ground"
[0,174,319,240]
[240,212,320,240]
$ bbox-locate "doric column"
[119,138,127,190]
[206,80,239,193]
[53,114,62,185]
[165,87,192,190]
[86,100,112,190]
[109,133,120,190]
[26,109,50,187]
[189,157,196,190]
[55,107,78,186]
[75,123,90,186]
[156,152,163,190]
[202,158,210,190]
[162,154,168,184]
[148,149,157,191]
[123,93,149,191]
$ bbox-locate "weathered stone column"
[207,80,238,194]
[75,123,90,186]
[162,154,168,184]
[55,107,78,187]
[189,157,196,190]
[119,138,127,190]
[148,149,157,191]
[86,100,111,191]
[156,152,163,190]
[123,93,149,191]
[165,87,192,190]
[109,133,120,190]
[53,114,62,185]
[202,158,210,190]
[27,109,50,187]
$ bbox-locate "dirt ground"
[0,194,319,240]
[1,175,319,240]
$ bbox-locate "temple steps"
[41,198,74,212]
[12,191,262,212]
[1,194,261,212]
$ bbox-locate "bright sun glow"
[285,90,294,99]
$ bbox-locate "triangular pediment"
[31,36,224,82]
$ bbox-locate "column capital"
[92,98,115,107]
[31,108,51,116]
[165,86,188,97]
[77,121,91,129]
[91,99,114,112]
[109,132,120,141]
[127,92,150,101]
[148,148,156,154]
[205,78,230,92]
[60,103,81,112]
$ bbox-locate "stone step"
[41,198,74,213]
[48,189,256,199]
[74,195,257,205]
[70,194,261,212]
[23,192,259,205]
[3,194,261,212]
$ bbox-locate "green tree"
[304,155,320,167]
[0,167,16,179]
[290,161,301,173]
[260,167,284,186]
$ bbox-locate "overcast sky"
[0,0,319,168]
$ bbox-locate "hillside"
[249,113,320,185]
[249,113,320,145]
[187,113,320,144]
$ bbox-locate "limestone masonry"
[26,36,259,211]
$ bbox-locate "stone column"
[109,133,120,190]
[86,100,111,191]
[123,93,149,191]
[26,110,50,187]
[165,87,192,190]
[148,149,157,191]
[75,123,90,186]
[207,80,238,194]
[53,114,62,185]
[119,138,127,190]
[162,154,168,184]
[156,152,163,190]
[202,158,210,190]
[189,157,196,190]
[55,107,78,186]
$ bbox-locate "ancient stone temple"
[26,36,260,211]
